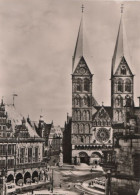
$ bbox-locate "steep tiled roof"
[5,104,39,138]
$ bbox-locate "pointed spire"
[72,7,84,73]
[112,4,133,75]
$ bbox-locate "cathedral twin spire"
[73,4,133,76]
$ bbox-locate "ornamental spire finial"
[81,4,84,13]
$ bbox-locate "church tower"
[111,7,134,125]
[71,6,93,164]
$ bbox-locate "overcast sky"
[0,0,140,126]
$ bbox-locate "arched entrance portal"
[16,173,23,186]
[32,171,39,183]
[24,172,31,184]
[7,174,14,183]
[79,152,89,165]
[91,152,102,165]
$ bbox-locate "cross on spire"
[81,4,84,13]
[121,3,124,14]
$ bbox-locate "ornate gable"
[115,57,133,76]
[73,56,92,76]
[93,106,111,122]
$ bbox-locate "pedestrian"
[60,183,62,188]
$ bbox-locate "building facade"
[63,9,140,168]
[0,101,47,195]
[36,118,63,166]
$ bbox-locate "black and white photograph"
[0,0,140,195]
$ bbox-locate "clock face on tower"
[95,128,110,143]
[79,67,86,74]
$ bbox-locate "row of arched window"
[115,95,132,107]
[93,120,111,127]
[72,135,90,144]
[74,110,90,121]
[74,95,91,107]
[114,78,132,93]
[73,123,90,134]
[75,78,90,92]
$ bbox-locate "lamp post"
[51,168,54,193]
[106,170,111,195]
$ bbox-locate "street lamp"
[106,170,111,195]
[51,168,54,193]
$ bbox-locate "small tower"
[71,5,93,164]
[111,5,134,125]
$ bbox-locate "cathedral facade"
[63,9,140,166]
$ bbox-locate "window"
[8,159,14,168]
[35,147,39,162]
[125,96,131,107]
[0,160,5,168]
[121,65,126,75]
[20,148,25,164]
[81,137,84,143]
[118,80,123,92]
[79,124,83,134]
[115,95,123,107]
[83,111,86,121]
[87,111,90,120]
[28,148,32,163]
[77,110,81,120]
[85,124,90,133]
[77,79,82,91]
[125,79,131,92]
[8,145,14,155]
[84,79,90,91]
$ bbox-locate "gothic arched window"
[83,111,86,121]
[77,110,81,120]
[79,124,83,134]
[125,95,131,107]
[118,79,123,92]
[81,137,84,143]
[121,65,126,75]
[87,111,90,120]
[84,79,90,91]
[125,79,131,92]
[73,123,79,134]
[85,124,90,133]
[77,79,82,91]
[83,96,87,106]
[74,111,77,120]
[87,96,90,107]
[115,95,123,107]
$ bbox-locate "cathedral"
[63,7,140,166]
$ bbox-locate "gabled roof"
[5,104,39,138]
[112,14,133,76]
[92,106,112,120]
[92,96,100,107]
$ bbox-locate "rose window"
[95,128,110,143]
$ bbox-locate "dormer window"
[121,65,126,75]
